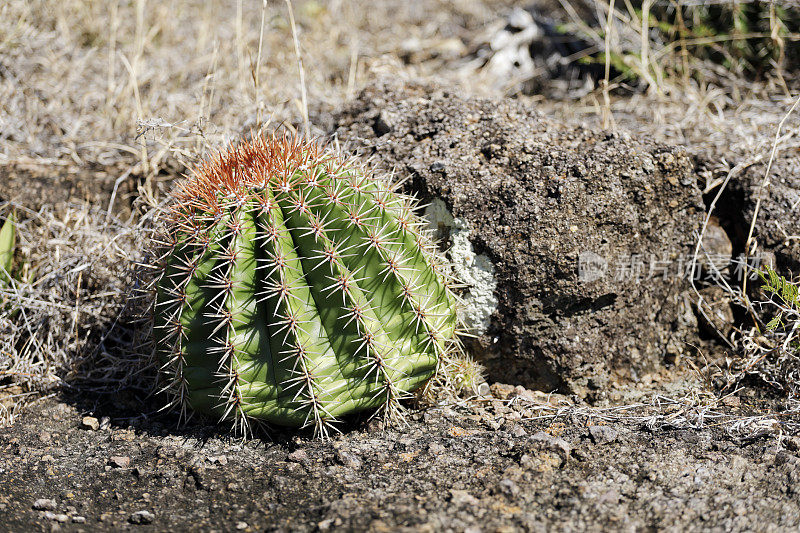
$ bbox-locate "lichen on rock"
[423,198,498,336]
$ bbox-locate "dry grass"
[0,202,150,426]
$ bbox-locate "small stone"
[430,161,445,172]
[99,416,112,430]
[335,449,362,469]
[490,383,515,400]
[428,442,445,455]
[449,489,480,507]
[32,498,57,511]
[129,510,155,524]
[287,449,308,463]
[43,511,68,523]
[509,425,527,438]
[510,385,538,403]
[236,521,248,530]
[80,416,99,431]
[108,456,131,468]
[38,431,51,443]
[72,516,86,524]
[498,478,520,498]
[206,455,228,465]
[529,432,571,458]
[589,425,618,445]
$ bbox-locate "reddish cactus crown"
[153,133,461,436]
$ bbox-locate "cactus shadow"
[57,378,386,446]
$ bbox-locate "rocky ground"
[2,387,800,532]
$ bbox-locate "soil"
[2,393,799,533]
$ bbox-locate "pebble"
[72,516,86,524]
[509,425,527,438]
[490,383,515,400]
[32,498,57,511]
[529,432,571,458]
[80,416,99,431]
[335,449,362,469]
[428,442,446,455]
[449,489,480,507]
[498,478,520,498]
[129,510,155,524]
[236,522,248,530]
[43,511,68,523]
[589,425,619,445]
[108,456,131,468]
[287,449,308,463]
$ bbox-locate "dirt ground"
[2,391,799,532]
[3,0,800,531]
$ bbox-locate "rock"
[43,511,68,523]
[72,516,86,524]
[510,425,527,438]
[287,449,309,464]
[713,153,800,275]
[108,456,131,468]
[498,478,520,498]
[32,498,57,511]
[335,449,362,469]
[80,416,99,431]
[694,286,735,342]
[588,425,618,445]
[449,490,480,507]
[490,383,515,400]
[528,431,571,459]
[129,510,155,524]
[334,81,704,397]
[697,216,733,276]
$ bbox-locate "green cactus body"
[154,134,459,435]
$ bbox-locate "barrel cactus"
[153,133,463,436]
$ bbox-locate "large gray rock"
[334,82,705,398]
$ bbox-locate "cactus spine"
[153,133,461,436]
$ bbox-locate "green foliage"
[561,1,799,85]
[759,266,799,332]
[578,52,639,82]
[639,0,798,77]
[153,134,461,436]
[0,212,16,283]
